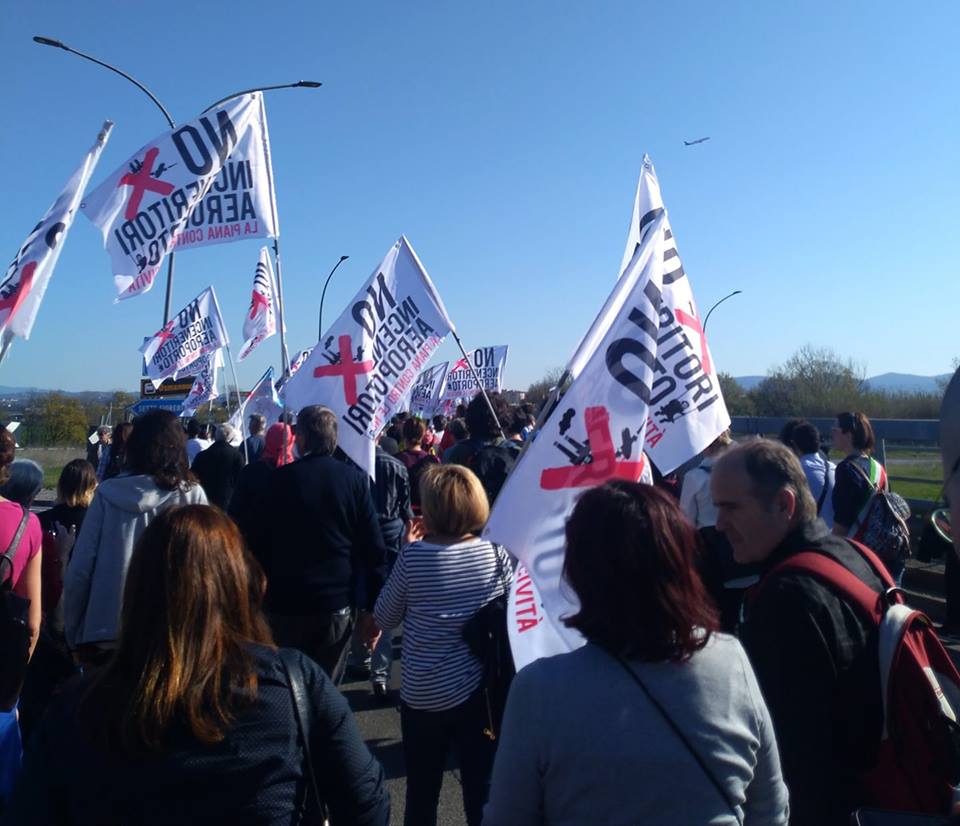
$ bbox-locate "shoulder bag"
[461,546,515,740]
[278,649,329,826]
[0,506,32,711]
[609,650,744,825]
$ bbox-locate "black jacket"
[740,519,884,826]
[258,453,386,614]
[191,442,244,511]
[3,646,390,825]
[228,460,278,567]
[371,448,412,554]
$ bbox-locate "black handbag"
[278,649,328,826]
[0,506,32,711]
[461,548,515,740]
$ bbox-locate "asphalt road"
[341,634,468,826]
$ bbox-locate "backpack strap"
[0,505,30,590]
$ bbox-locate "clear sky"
[1,1,957,392]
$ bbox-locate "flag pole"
[224,345,249,464]
[451,332,505,440]
[272,240,292,377]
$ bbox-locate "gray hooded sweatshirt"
[64,474,207,647]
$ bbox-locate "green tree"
[37,393,87,445]
[716,372,755,416]
[525,367,565,408]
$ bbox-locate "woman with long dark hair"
[6,505,389,824]
[483,481,788,825]
[64,410,207,664]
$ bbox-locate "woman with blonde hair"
[6,505,389,824]
[374,464,511,826]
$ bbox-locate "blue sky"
[1,2,957,392]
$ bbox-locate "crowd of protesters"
[0,383,954,825]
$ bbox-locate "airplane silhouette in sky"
[683,136,711,146]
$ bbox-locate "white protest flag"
[237,247,277,361]
[408,361,449,419]
[180,349,223,417]
[0,122,113,362]
[282,236,456,477]
[486,206,730,669]
[227,366,284,440]
[438,345,508,413]
[83,94,268,301]
[139,286,229,389]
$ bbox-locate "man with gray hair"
[711,438,886,825]
[245,413,266,464]
[190,423,244,510]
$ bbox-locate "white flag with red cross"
[485,205,729,670]
[139,286,230,389]
[0,121,113,363]
[438,345,508,413]
[281,236,456,478]
[237,247,277,361]
[180,348,224,417]
[82,94,274,301]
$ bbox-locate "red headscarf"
[261,423,294,467]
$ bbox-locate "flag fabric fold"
[180,349,224,417]
[406,361,449,418]
[0,121,113,362]
[139,286,229,389]
[227,366,284,441]
[281,236,456,477]
[83,94,274,301]
[237,247,277,361]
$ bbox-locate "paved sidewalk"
[341,638,468,825]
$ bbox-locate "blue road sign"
[129,397,184,416]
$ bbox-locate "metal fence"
[730,416,942,513]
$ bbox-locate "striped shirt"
[374,538,512,710]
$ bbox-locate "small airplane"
[683,136,711,146]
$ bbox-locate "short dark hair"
[778,418,805,447]
[186,419,200,439]
[248,414,266,435]
[464,392,510,441]
[506,407,527,437]
[836,411,875,453]
[402,417,426,445]
[791,422,821,455]
[562,481,718,662]
[448,418,469,442]
[297,406,337,456]
[432,415,447,432]
[127,410,195,491]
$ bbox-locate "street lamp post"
[702,290,743,334]
[32,35,321,328]
[318,255,349,341]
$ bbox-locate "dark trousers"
[400,690,497,826]
[270,608,354,684]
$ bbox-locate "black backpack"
[467,441,521,505]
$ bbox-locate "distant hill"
[733,373,949,394]
[0,386,128,401]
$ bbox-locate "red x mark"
[118,148,175,220]
[313,335,374,405]
[155,320,176,347]
[0,261,36,327]
[248,290,270,320]
[452,357,470,371]
[674,305,712,375]
[540,406,646,490]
